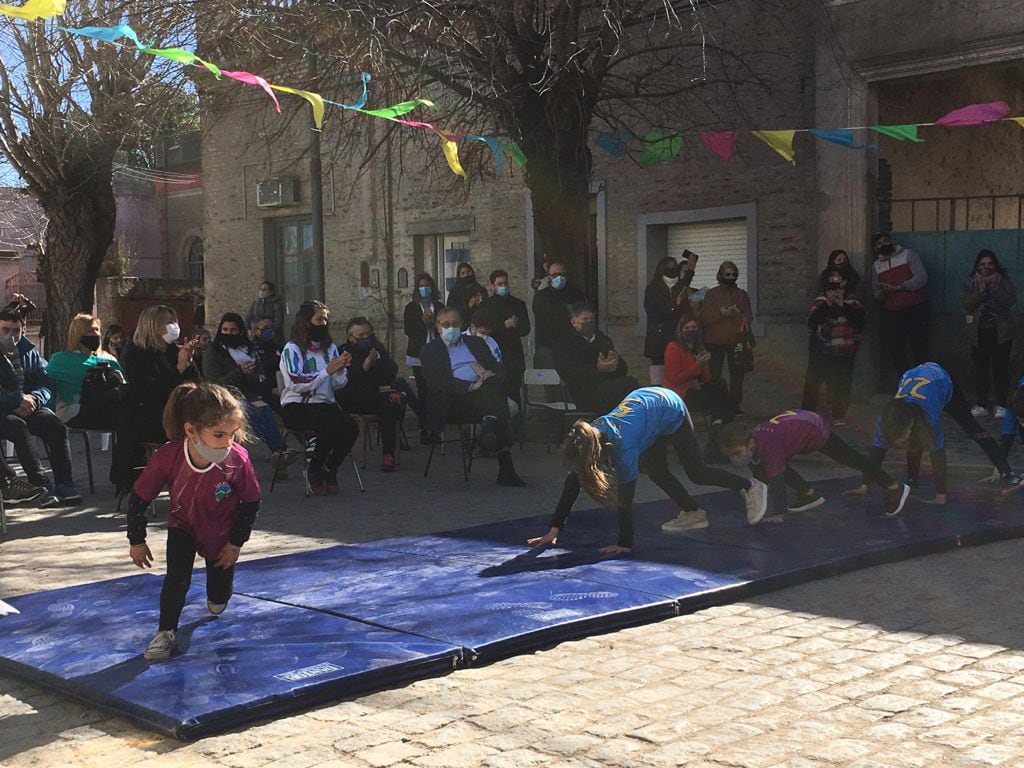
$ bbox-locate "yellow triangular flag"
[441,138,467,179]
[269,84,325,130]
[1012,117,1024,129]
[0,0,64,20]
[752,130,796,164]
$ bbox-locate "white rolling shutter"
[666,218,748,292]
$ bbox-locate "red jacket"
[663,340,711,399]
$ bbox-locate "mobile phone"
[682,249,699,266]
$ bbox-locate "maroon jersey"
[133,440,261,558]
[754,410,830,480]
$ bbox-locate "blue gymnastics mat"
[3,473,1023,739]
[0,574,461,739]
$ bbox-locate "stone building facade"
[199,0,1024,398]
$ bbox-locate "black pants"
[411,366,429,429]
[159,527,234,631]
[281,402,359,477]
[684,379,739,424]
[448,379,513,450]
[758,432,895,497]
[802,350,857,419]
[706,344,746,406]
[336,388,401,454]
[882,302,930,379]
[971,327,1011,408]
[1,407,71,486]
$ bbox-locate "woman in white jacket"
[279,301,359,495]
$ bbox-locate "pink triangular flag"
[934,101,1011,127]
[699,131,738,162]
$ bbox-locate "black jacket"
[340,339,399,399]
[643,271,694,359]
[420,335,503,431]
[532,285,587,347]
[554,330,629,402]
[480,293,531,370]
[403,297,445,359]
[446,278,485,319]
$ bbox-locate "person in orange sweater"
[663,315,740,463]
[698,260,753,406]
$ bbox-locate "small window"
[0,250,18,260]
[397,268,408,289]
[186,238,204,281]
[359,261,370,287]
[370,269,380,288]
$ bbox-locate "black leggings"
[767,432,895,498]
[972,327,1011,408]
[282,402,359,477]
[159,527,234,631]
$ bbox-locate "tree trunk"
[37,171,117,356]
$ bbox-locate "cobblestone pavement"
[3,400,1024,767]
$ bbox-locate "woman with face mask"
[403,273,444,444]
[698,260,754,407]
[47,312,126,428]
[818,249,861,297]
[643,253,697,385]
[204,312,287,466]
[245,281,286,340]
[444,262,484,321]
[279,301,360,496]
[113,305,200,497]
[963,249,1017,418]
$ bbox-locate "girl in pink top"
[127,382,261,661]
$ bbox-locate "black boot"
[496,450,526,487]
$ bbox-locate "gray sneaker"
[661,509,709,534]
[143,629,176,661]
[1,477,44,503]
[743,479,769,525]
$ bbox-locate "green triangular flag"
[503,141,527,168]
[870,124,924,143]
[639,132,683,166]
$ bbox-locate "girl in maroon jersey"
[126,382,261,661]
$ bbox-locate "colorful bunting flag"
[269,84,325,130]
[699,131,738,162]
[343,72,371,110]
[934,101,1011,127]
[222,70,281,113]
[0,0,64,21]
[441,138,467,179]
[809,128,875,149]
[61,24,141,46]
[468,135,505,178]
[357,99,434,120]
[595,132,631,158]
[504,142,527,168]
[1013,117,1024,129]
[639,132,683,166]
[871,124,923,142]
[752,130,796,164]
[143,47,221,78]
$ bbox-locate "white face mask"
[663,276,679,288]
[730,451,754,467]
[163,323,181,344]
[192,436,230,466]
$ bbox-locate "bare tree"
[0,1,197,342]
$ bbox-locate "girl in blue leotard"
[527,387,767,553]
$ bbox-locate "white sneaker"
[787,492,826,513]
[143,629,176,661]
[970,405,988,418]
[207,600,228,616]
[994,406,1008,419]
[661,509,709,533]
[743,479,768,525]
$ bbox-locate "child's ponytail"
[162,382,250,442]
[563,420,616,507]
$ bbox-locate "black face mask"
[219,333,246,348]
[681,330,701,348]
[460,275,475,283]
[663,266,680,279]
[80,335,100,352]
[308,324,329,343]
[877,244,895,257]
[721,277,738,286]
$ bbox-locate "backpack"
[74,362,122,430]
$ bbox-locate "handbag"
[732,318,755,374]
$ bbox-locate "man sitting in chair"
[420,307,525,487]
[555,301,639,415]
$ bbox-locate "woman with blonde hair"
[112,305,200,495]
[527,387,766,553]
[46,313,125,426]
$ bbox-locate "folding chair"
[522,368,598,452]
[270,429,365,496]
[67,428,114,495]
[423,420,477,481]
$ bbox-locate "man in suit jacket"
[420,307,526,486]
[481,269,531,406]
[555,301,639,414]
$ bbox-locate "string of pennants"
[2,0,1023,179]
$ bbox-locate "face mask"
[191,436,230,466]
[877,244,895,257]
[219,333,245,348]
[0,334,15,354]
[354,337,374,351]
[663,266,680,279]
[257,328,274,341]
[978,266,994,276]
[440,326,462,344]
[80,335,101,352]
[550,275,567,290]
[721,277,738,286]
[730,451,753,467]
[460,274,475,283]
[663,276,679,288]
[163,323,181,344]
[418,286,432,299]
[496,285,509,297]
[681,330,701,347]
[308,324,329,343]
[577,321,596,338]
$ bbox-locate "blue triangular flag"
[810,128,876,150]
[595,131,631,158]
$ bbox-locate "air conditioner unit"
[256,177,299,208]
